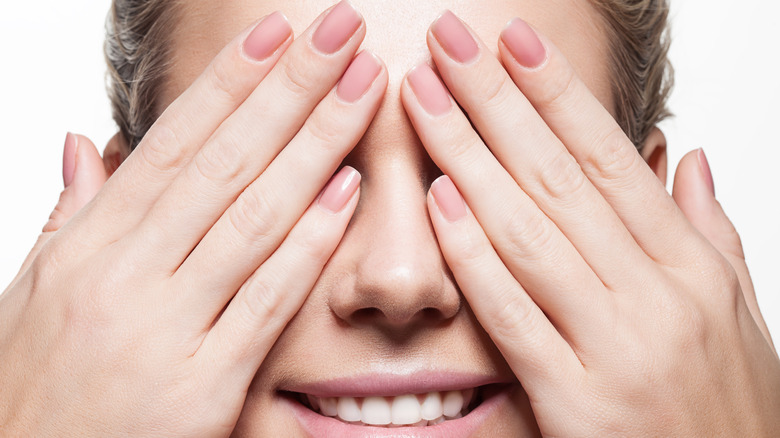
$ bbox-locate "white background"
[1,1,778,340]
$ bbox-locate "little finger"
[197,168,360,388]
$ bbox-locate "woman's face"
[165,0,613,435]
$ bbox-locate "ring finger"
[401,64,612,345]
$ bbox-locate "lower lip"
[284,387,511,438]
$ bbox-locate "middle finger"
[425,11,650,290]
[132,1,365,271]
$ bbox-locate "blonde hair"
[105,0,673,151]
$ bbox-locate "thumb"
[672,148,774,348]
[9,133,108,288]
[42,132,108,233]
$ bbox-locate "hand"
[401,11,780,437]
[0,3,387,436]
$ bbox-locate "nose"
[327,117,461,333]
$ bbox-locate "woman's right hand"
[0,2,387,435]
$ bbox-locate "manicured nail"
[407,64,452,116]
[319,166,361,213]
[501,18,546,69]
[244,12,292,61]
[337,51,382,102]
[697,148,715,197]
[312,1,362,54]
[431,10,479,64]
[62,132,77,188]
[431,175,466,222]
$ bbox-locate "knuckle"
[228,189,278,245]
[701,254,742,305]
[137,121,188,175]
[241,275,283,325]
[44,206,68,233]
[446,131,484,168]
[192,141,244,185]
[536,151,587,203]
[30,243,63,288]
[536,63,577,110]
[501,204,555,262]
[491,288,539,345]
[583,128,640,181]
[205,58,245,103]
[452,227,491,267]
[286,219,337,266]
[303,110,345,150]
[280,57,317,99]
[474,74,515,112]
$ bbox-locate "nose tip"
[334,262,460,329]
[327,172,462,333]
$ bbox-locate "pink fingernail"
[337,51,382,103]
[62,132,77,188]
[319,166,361,213]
[431,175,466,222]
[312,1,362,54]
[407,64,452,117]
[501,18,546,69]
[697,148,716,197]
[431,10,479,64]
[243,12,292,61]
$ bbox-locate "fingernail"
[63,132,77,188]
[407,64,452,117]
[244,12,293,61]
[431,10,480,64]
[431,175,466,222]
[697,148,716,197]
[337,51,382,103]
[501,18,546,69]
[312,1,362,54]
[319,166,361,213]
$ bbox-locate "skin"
[167,1,615,435]
[2,0,778,436]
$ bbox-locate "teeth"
[362,397,391,425]
[442,391,465,417]
[337,397,361,422]
[306,388,477,427]
[420,392,443,421]
[391,394,422,425]
[320,397,338,417]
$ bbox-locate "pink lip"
[284,385,511,438]
[280,371,514,398]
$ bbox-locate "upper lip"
[279,370,516,398]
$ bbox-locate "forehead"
[166,0,613,112]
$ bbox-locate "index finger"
[498,18,704,266]
[73,12,294,249]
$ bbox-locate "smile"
[287,384,507,428]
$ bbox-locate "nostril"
[350,307,384,325]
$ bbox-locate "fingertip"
[672,149,713,216]
[69,133,108,208]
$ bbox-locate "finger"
[70,12,294,249]
[498,17,702,267]
[401,64,612,345]
[134,2,366,271]
[427,176,584,398]
[197,171,360,388]
[9,134,107,291]
[426,11,648,289]
[43,134,108,233]
[672,149,774,347]
[176,53,386,320]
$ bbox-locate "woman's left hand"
[401,11,780,437]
